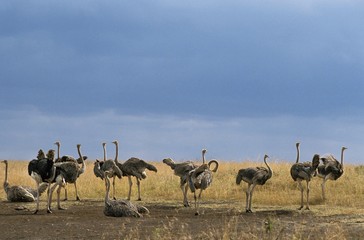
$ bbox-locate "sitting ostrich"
[2,160,47,202]
[162,158,198,207]
[113,140,157,201]
[317,146,347,201]
[187,149,219,215]
[236,154,272,213]
[54,141,88,201]
[290,143,320,210]
[93,142,122,199]
[28,149,58,214]
[47,144,86,213]
[103,171,149,218]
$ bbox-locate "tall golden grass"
[1,159,363,210]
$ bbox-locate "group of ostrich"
[1,141,346,216]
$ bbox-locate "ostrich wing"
[28,158,54,181]
[56,162,79,183]
[174,162,197,177]
[7,186,35,202]
[100,160,123,179]
[22,183,48,198]
[93,161,104,180]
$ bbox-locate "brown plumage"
[162,158,198,207]
[290,143,320,210]
[103,171,149,218]
[317,146,347,201]
[236,154,272,213]
[2,160,47,202]
[93,142,122,199]
[187,149,219,215]
[47,144,86,213]
[113,140,157,201]
[28,149,57,214]
[53,141,87,201]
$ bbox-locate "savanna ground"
[1,160,364,239]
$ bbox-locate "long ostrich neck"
[4,161,8,184]
[341,148,346,169]
[114,142,119,164]
[296,144,300,163]
[105,176,110,204]
[102,143,107,161]
[202,150,206,164]
[57,142,60,159]
[77,145,86,173]
[264,156,272,176]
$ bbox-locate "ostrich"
[93,142,122,199]
[187,149,219,215]
[47,144,86,213]
[162,158,198,207]
[28,149,58,214]
[103,171,149,217]
[290,143,320,210]
[2,160,47,202]
[54,141,87,201]
[317,146,347,201]
[113,140,157,201]
[236,154,272,213]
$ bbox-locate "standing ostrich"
[187,149,219,215]
[54,141,87,201]
[317,146,347,201]
[163,158,198,207]
[47,144,86,213]
[93,142,122,199]
[290,143,320,210]
[236,154,272,213]
[113,140,157,201]
[103,171,149,217]
[2,160,47,202]
[28,149,58,214]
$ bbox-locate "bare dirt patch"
[0,199,363,239]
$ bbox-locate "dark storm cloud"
[0,1,363,162]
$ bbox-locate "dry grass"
[1,160,364,239]
[1,159,363,209]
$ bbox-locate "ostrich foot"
[63,198,68,201]
[298,206,304,210]
[195,212,199,216]
[47,209,53,214]
[33,210,39,214]
[137,198,142,201]
[305,206,310,210]
[183,202,190,207]
[58,207,66,210]
[246,209,253,213]
[76,196,81,201]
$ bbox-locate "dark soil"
[0,199,363,239]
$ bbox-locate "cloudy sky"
[1,1,363,164]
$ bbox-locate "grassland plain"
[0,160,363,239]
